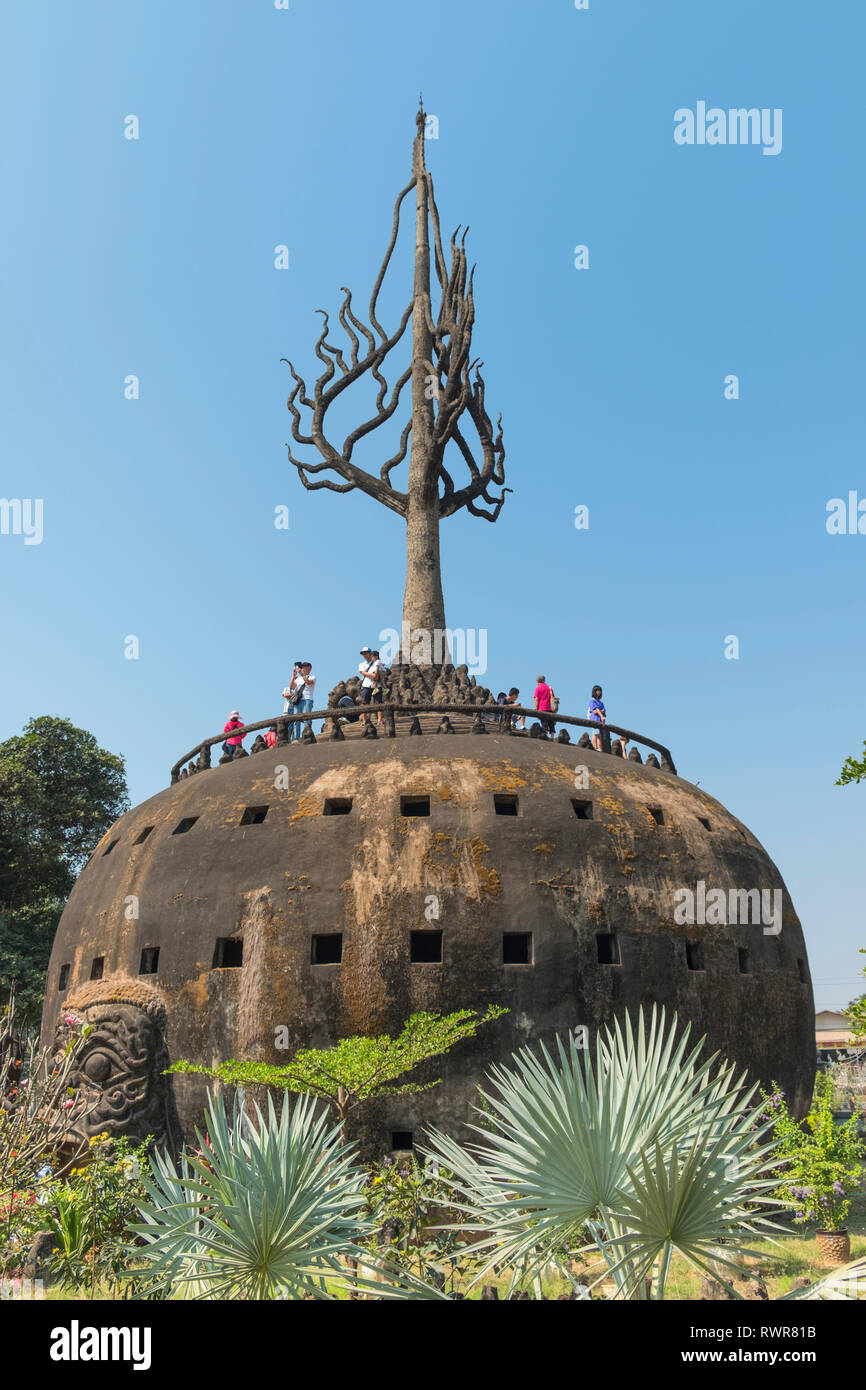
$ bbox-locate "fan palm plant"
[128,1091,444,1299]
[424,1006,789,1299]
[786,1253,866,1300]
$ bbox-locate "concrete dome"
[41,730,814,1155]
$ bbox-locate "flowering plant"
[762,1074,863,1232]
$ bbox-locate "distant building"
[815,1010,854,1050]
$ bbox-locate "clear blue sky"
[1,1,863,1010]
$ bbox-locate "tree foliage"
[846,953,866,1043]
[170,1007,506,1126]
[836,742,866,786]
[0,716,129,1017]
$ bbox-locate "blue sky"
[1,0,863,1009]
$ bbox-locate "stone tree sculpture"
[282,104,509,664]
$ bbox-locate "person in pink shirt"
[534,675,556,737]
[222,710,245,757]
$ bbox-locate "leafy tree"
[836,743,866,786]
[170,1007,506,1131]
[0,899,66,1023]
[0,716,129,1018]
[845,954,866,1043]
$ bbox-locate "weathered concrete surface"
[41,734,814,1155]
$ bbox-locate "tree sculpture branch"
[281,179,415,518]
[282,114,509,529]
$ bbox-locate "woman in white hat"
[222,710,245,757]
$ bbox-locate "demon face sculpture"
[53,977,179,1152]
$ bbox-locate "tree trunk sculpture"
[282,104,509,660]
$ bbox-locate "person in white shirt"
[289,661,316,742]
[358,644,382,726]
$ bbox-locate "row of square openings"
[99,803,715,853]
[58,934,534,985]
[58,949,160,990]
[57,940,809,988]
[596,934,809,981]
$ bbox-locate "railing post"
[277,718,289,747]
[601,725,611,755]
[198,742,211,770]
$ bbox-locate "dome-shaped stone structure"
[41,720,814,1155]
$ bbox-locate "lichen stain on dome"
[477,761,530,792]
[424,833,500,901]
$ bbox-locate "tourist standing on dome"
[534,675,556,737]
[588,685,606,751]
[291,662,316,741]
[358,645,383,726]
[222,710,245,757]
[283,663,304,741]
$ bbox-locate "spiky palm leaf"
[784,1255,866,1300]
[424,1006,788,1298]
[128,1091,444,1300]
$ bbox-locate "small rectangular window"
[648,807,664,826]
[240,805,269,826]
[686,941,705,971]
[213,938,243,968]
[697,817,712,831]
[401,796,430,817]
[571,799,593,820]
[312,934,343,965]
[323,797,353,816]
[503,932,532,965]
[58,963,70,991]
[410,930,442,963]
[102,839,119,857]
[134,826,154,845]
[738,947,750,974]
[139,947,160,975]
[90,956,104,981]
[797,957,808,984]
[391,1131,414,1151]
[173,817,199,835]
[494,794,519,816]
[596,933,620,965]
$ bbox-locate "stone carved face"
[53,979,178,1150]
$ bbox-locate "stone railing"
[170,705,677,784]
